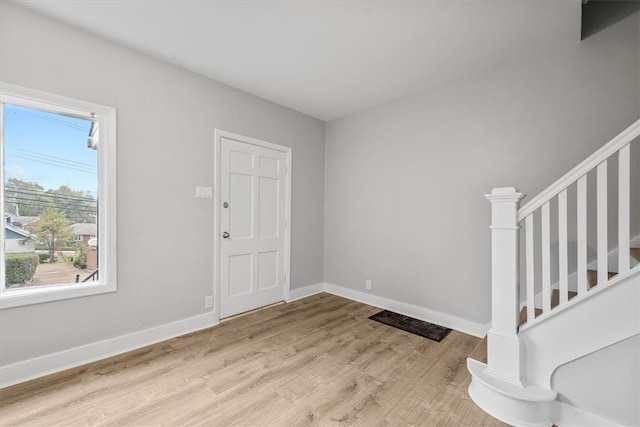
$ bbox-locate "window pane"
[3,104,98,288]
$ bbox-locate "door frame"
[213,129,292,320]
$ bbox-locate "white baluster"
[619,145,630,274]
[597,161,608,287]
[541,201,551,313]
[558,189,568,305]
[485,187,524,385]
[525,214,535,323]
[577,176,588,295]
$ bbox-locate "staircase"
[467,119,640,427]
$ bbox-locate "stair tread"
[587,270,617,288]
[519,289,578,326]
[519,306,543,326]
[585,248,639,287]
[551,289,577,308]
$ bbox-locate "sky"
[3,104,98,195]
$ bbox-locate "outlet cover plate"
[196,186,213,199]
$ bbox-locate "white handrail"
[518,118,640,221]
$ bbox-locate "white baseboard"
[1,282,490,388]
[287,282,325,302]
[551,400,623,427]
[0,311,218,389]
[324,282,490,338]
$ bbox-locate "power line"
[10,148,97,169]
[6,103,90,128]
[5,153,95,174]
[6,198,98,214]
[8,197,98,212]
[6,188,97,203]
[8,195,97,208]
[5,186,96,201]
[35,114,91,133]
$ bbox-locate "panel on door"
[219,136,288,318]
[229,173,254,239]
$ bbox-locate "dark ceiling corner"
[582,1,640,40]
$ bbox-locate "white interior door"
[219,135,288,318]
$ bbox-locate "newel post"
[485,187,524,386]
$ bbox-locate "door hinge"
[284,164,288,174]
[284,273,287,284]
[284,219,288,229]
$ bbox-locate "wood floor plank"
[0,293,506,426]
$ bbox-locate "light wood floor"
[0,293,506,426]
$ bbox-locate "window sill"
[0,282,116,309]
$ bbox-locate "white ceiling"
[13,0,581,121]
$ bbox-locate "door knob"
[222,232,230,239]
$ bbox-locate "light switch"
[196,186,213,199]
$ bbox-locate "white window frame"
[0,82,117,309]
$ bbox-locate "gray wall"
[0,2,325,366]
[324,10,639,324]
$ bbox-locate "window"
[0,82,117,308]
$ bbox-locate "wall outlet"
[204,295,213,308]
[365,279,372,290]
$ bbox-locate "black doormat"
[369,310,451,342]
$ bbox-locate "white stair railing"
[516,119,639,329]
[485,118,640,384]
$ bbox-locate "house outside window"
[0,83,117,309]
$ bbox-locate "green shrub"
[6,253,39,285]
[74,251,87,269]
[38,253,50,263]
